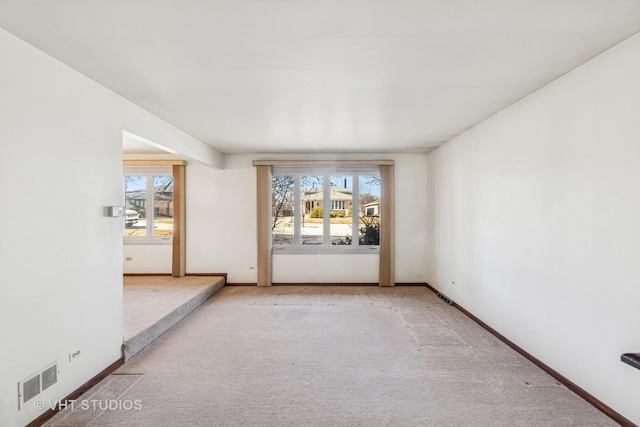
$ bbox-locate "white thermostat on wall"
[108,206,124,217]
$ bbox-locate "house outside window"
[124,167,174,244]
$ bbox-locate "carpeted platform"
[46,286,617,426]
[122,275,225,361]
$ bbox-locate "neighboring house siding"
[303,185,352,213]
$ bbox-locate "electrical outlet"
[69,350,81,362]
[249,266,255,270]
[125,257,133,261]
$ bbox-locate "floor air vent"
[437,292,454,305]
[18,361,58,409]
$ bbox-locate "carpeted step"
[122,278,224,361]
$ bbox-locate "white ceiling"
[2,1,640,154]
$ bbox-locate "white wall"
[426,33,640,424]
[0,28,218,426]
[186,153,428,283]
[123,245,172,274]
[186,155,258,282]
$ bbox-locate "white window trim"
[271,166,380,254]
[124,166,173,245]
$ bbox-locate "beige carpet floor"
[45,286,617,426]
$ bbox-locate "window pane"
[153,176,174,236]
[272,176,294,246]
[125,176,147,236]
[359,175,380,245]
[330,176,353,245]
[301,176,323,245]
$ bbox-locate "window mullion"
[147,174,154,236]
[352,174,359,246]
[294,176,301,246]
[323,175,330,246]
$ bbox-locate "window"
[124,167,174,244]
[271,167,381,253]
[255,160,394,286]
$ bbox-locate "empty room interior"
[1,1,640,426]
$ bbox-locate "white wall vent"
[18,361,58,409]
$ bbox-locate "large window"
[271,167,381,253]
[124,167,174,244]
[255,160,394,286]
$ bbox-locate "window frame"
[123,166,174,245]
[254,160,395,287]
[271,166,381,254]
